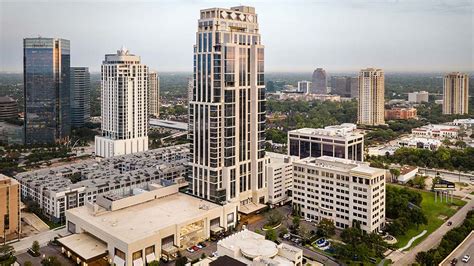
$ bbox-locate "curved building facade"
[0,96,18,120]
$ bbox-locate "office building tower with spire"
[148,71,160,117]
[189,6,267,208]
[358,68,385,126]
[23,37,71,144]
[95,47,149,158]
[443,72,469,115]
[311,68,327,94]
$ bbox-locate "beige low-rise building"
[62,182,237,266]
[0,174,20,242]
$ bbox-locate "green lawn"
[390,185,466,249]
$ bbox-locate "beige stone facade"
[443,72,469,115]
[358,68,385,126]
[0,174,20,241]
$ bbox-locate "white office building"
[288,123,364,162]
[411,124,460,139]
[408,91,429,103]
[95,47,149,158]
[292,156,386,233]
[297,80,311,94]
[189,6,267,211]
[265,152,298,207]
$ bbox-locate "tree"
[317,218,336,237]
[455,140,467,149]
[148,261,159,266]
[292,216,300,233]
[265,209,283,227]
[389,168,400,183]
[299,225,312,244]
[32,240,40,254]
[41,256,61,266]
[265,228,278,242]
[24,262,33,266]
[278,226,289,237]
[0,244,15,264]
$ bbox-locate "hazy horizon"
[1,0,473,73]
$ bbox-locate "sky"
[0,0,473,73]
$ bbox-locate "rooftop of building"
[295,156,384,175]
[399,165,419,176]
[398,136,441,145]
[15,144,189,195]
[0,174,19,186]
[413,124,459,131]
[67,189,221,244]
[149,118,188,130]
[266,152,298,166]
[289,123,363,139]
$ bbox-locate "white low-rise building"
[292,156,385,233]
[450,118,474,129]
[398,136,441,150]
[412,124,460,139]
[266,152,299,207]
[16,145,189,222]
[217,229,303,265]
[62,182,238,266]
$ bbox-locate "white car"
[283,233,291,239]
[186,247,195,253]
[304,218,312,223]
[462,255,470,263]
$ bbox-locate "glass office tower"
[189,6,267,207]
[70,67,91,127]
[23,38,71,144]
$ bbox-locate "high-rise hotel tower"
[443,72,469,115]
[95,47,148,158]
[189,6,267,208]
[358,68,385,126]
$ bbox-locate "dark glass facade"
[70,67,90,127]
[24,38,70,144]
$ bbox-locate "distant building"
[311,68,327,94]
[358,68,385,126]
[265,152,298,207]
[411,124,459,139]
[70,67,91,127]
[385,107,417,120]
[148,71,160,117]
[273,92,340,102]
[0,174,20,241]
[396,165,419,183]
[17,145,189,222]
[451,118,474,129]
[398,136,441,150]
[95,47,148,158]
[217,229,303,265]
[0,122,24,145]
[408,91,429,103]
[292,156,386,233]
[24,37,71,145]
[297,80,311,94]
[330,76,358,98]
[62,182,238,266]
[443,72,469,115]
[288,123,364,161]
[0,96,18,120]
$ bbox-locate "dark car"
[198,242,207,248]
[451,257,458,265]
[447,221,453,226]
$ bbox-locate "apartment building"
[443,72,469,115]
[265,152,298,207]
[95,47,148,158]
[358,68,385,126]
[385,107,417,120]
[16,145,189,222]
[288,123,364,162]
[292,156,385,233]
[189,6,267,209]
[297,81,311,94]
[408,91,429,103]
[0,174,20,241]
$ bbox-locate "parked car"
[186,247,195,253]
[196,244,204,249]
[198,242,207,248]
[450,258,458,265]
[192,246,200,251]
[462,255,470,263]
[211,252,218,257]
[304,218,312,222]
[283,234,291,240]
[447,221,453,226]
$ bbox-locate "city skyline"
[1,0,473,73]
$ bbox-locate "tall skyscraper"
[350,76,359,98]
[23,37,71,144]
[148,71,160,117]
[70,67,90,127]
[311,68,327,94]
[330,76,351,97]
[95,47,148,158]
[189,6,267,207]
[358,68,385,126]
[443,72,469,115]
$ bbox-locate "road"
[420,168,474,184]
[388,197,474,265]
[440,232,474,266]
[11,227,68,254]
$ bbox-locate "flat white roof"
[67,193,221,244]
[58,233,107,260]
